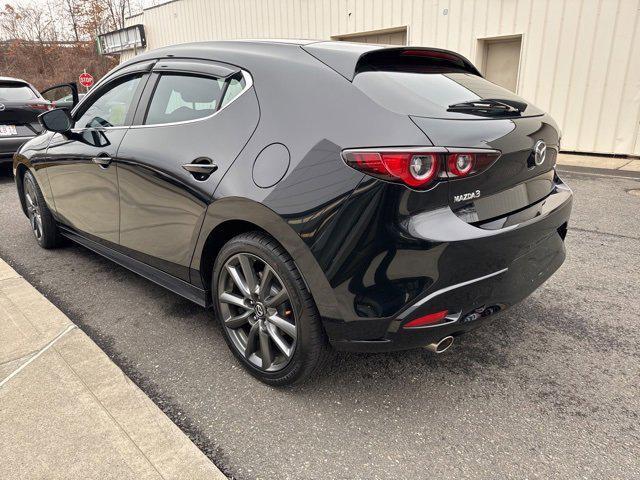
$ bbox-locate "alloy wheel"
[218,252,297,372]
[24,180,43,241]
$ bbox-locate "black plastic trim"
[59,227,209,307]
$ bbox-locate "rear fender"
[191,197,341,321]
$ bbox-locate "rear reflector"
[31,103,52,111]
[342,148,500,189]
[403,310,449,328]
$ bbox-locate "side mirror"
[39,108,73,133]
[40,83,79,109]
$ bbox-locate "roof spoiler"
[302,43,481,81]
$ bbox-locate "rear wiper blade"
[447,98,527,116]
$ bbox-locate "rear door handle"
[182,160,218,180]
[92,155,112,167]
[182,163,218,174]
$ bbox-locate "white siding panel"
[121,0,640,156]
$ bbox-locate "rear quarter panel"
[193,43,441,320]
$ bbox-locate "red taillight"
[403,310,449,328]
[445,152,499,178]
[342,149,500,189]
[447,153,474,176]
[343,151,439,188]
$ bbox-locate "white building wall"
[123,0,640,156]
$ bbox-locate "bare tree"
[63,0,82,41]
[0,1,119,90]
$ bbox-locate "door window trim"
[69,72,151,133]
[130,70,253,129]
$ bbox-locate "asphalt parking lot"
[0,163,638,479]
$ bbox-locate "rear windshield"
[353,71,543,119]
[0,82,38,101]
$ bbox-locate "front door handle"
[92,155,112,168]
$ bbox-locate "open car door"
[40,82,79,110]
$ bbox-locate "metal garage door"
[481,37,522,93]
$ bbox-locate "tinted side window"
[75,75,142,129]
[220,75,247,108]
[145,74,225,125]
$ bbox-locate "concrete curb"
[557,153,640,171]
[0,258,225,480]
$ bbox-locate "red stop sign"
[79,72,94,88]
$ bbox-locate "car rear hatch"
[0,81,49,137]
[348,48,559,223]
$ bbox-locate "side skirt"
[59,227,210,308]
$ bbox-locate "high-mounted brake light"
[400,50,461,63]
[342,148,500,189]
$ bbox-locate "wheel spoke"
[238,254,258,297]
[267,323,292,358]
[219,292,249,310]
[219,252,298,372]
[34,215,43,238]
[258,264,274,300]
[226,264,251,298]
[265,287,288,308]
[267,313,296,338]
[244,322,259,358]
[259,327,273,369]
[25,192,34,209]
[225,310,253,329]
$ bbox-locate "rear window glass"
[353,71,542,118]
[0,83,37,101]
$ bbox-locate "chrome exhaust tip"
[425,335,454,354]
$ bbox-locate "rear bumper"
[0,136,33,163]
[329,177,572,352]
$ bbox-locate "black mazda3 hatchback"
[14,40,572,385]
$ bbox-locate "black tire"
[23,170,62,249]
[212,231,331,386]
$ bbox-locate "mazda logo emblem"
[534,140,547,166]
[0,103,5,112]
[255,303,265,317]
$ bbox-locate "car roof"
[115,40,479,83]
[0,76,30,84]
[120,39,376,60]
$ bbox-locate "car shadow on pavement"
[0,164,14,181]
